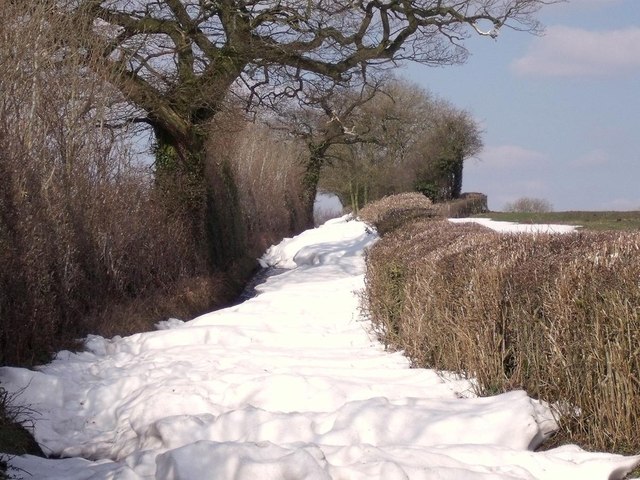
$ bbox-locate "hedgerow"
[363,194,640,452]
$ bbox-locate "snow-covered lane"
[1,215,639,479]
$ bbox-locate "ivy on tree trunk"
[153,124,245,270]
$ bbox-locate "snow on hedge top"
[2,215,639,480]
[449,217,579,234]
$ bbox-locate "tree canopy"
[69,0,555,157]
[50,0,560,266]
[317,78,483,209]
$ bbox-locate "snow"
[449,217,579,234]
[1,215,638,479]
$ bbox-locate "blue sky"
[402,0,640,211]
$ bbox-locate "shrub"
[0,2,308,368]
[504,197,553,213]
[435,192,489,218]
[0,6,297,368]
[358,192,437,234]
[218,120,307,255]
[365,217,640,453]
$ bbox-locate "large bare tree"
[265,78,389,226]
[73,0,552,155]
[65,0,557,264]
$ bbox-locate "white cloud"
[556,0,623,9]
[543,0,625,17]
[512,26,640,77]
[572,149,611,167]
[471,145,548,169]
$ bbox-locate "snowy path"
[2,216,639,479]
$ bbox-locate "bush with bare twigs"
[504,197,553,213]
[364,195,640,453]
[0,3,308,369]
[0,386,43,458]
[0,2,213,366]
[434,192,489,217]
[210,118,307,257]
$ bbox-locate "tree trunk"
[153,123,245,271]
[301,149,325,229]
[452,154,464,199]
[204,155,246,269]
[349,180,359,216]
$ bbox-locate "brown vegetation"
[0,3,195,365]
[0,5,306,368]
[0,387,43,458]
[364,194,640,453]
[435,192,489,218]
[209,117,308,258]
[358,192,436,235]
[320,80,483,213]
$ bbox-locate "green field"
[473,211,640,231]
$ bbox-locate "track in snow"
[1,216,639,479]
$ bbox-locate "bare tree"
[59,0,558,263]
[315,78,432,213]
[264,78,390,226]
[69,0,552,154]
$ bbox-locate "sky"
[402,0,640,211]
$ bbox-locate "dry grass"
[0,387,42,456]
[364,195,640,453]
[86,274,238,340]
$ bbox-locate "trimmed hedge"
[363,194,640,453]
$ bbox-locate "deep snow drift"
[1,216,639,479]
